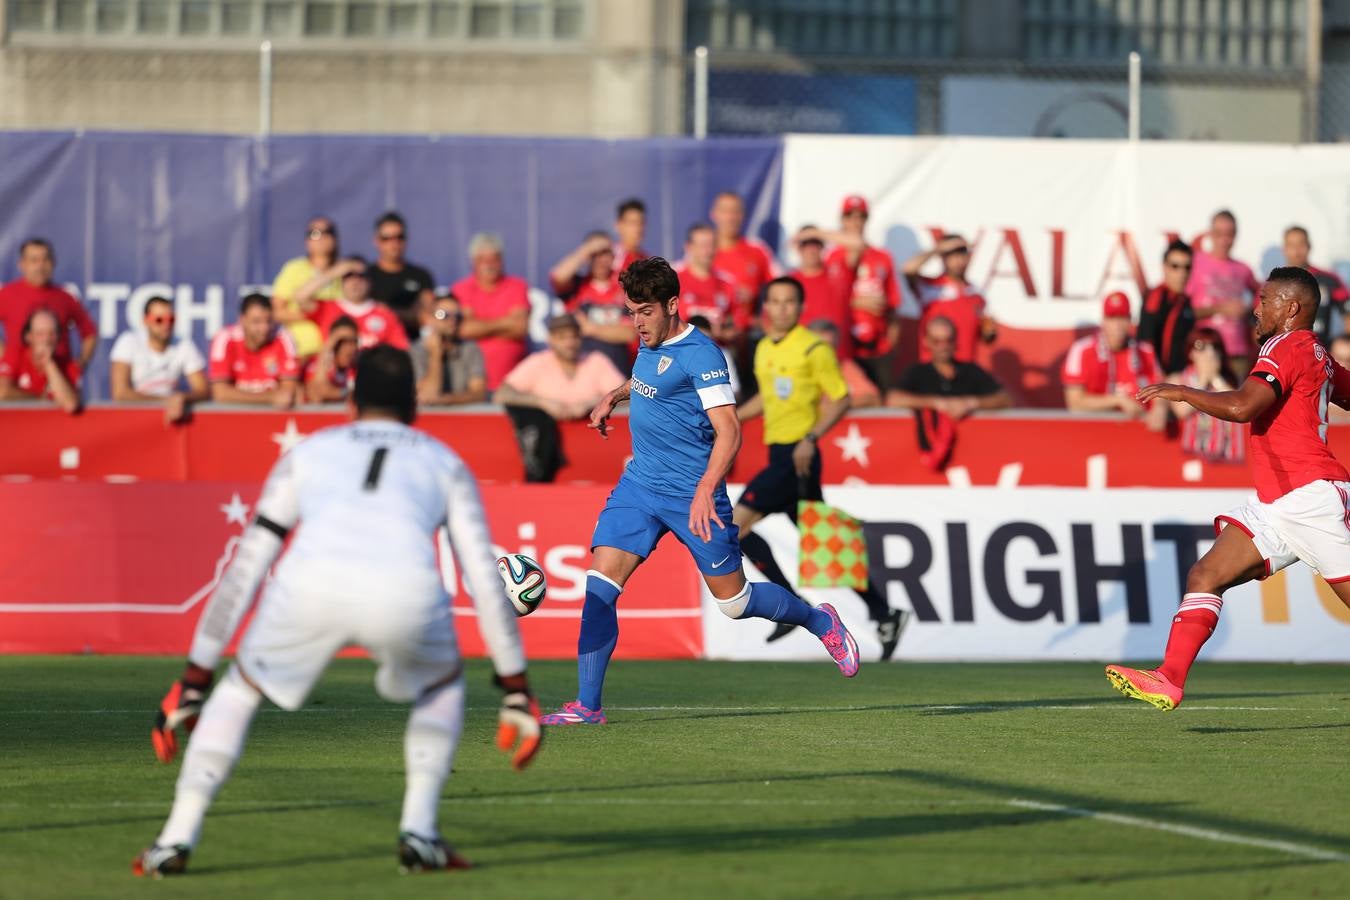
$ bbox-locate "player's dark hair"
[354,344,416,424]
[620,257,680,306]
[616,198,646,219]
[1285,224,1309,242]
[19,237,53,259]
[685,222,713,244]
[144,296,173,315]
[374,211,405,232]
[764,276,805,306]
[1266,265,1320,317]
[1163,239,1192,260]
[240,293,272,316]
[1213,209,1237,227]
[329,314,359,333]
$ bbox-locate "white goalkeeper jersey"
[248,418,525,677]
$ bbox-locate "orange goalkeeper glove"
[494,672,542,771]
[152,664,212,764]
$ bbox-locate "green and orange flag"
[797,500,870,589]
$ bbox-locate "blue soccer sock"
[576,571,622,711]
[743,582,832,637]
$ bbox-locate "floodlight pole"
[1127,51,1140,142]
[259,40,274,138]
[693,45,708,140]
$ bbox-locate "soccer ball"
[497,554,547,617]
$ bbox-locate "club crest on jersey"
[657,356,673,375]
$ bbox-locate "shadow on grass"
[0,799,380,836]
[1188,722,1350,736]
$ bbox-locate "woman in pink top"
[1186,210,1260,375]
[452,232,532,390]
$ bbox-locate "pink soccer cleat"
[540,701,608,726]
[816,603,860,678]
[1105,664,1184,711]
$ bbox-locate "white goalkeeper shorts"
[1215,479,1350,584]
[235,562,461,711]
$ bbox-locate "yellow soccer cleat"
[1105,665,1183,711]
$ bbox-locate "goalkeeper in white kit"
[133,345,541,877]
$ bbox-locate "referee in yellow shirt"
[736,277,908,660]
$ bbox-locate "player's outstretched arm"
[153,457,299,763]
[588,379,631,439]
[1137,376,1276,424]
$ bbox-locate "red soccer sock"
[1156,592,1223,688]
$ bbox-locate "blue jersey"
[625,325,737,498]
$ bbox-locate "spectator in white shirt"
[110,296,209,423]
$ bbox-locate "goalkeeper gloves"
[493,672,542,771]
[152,663,213,764]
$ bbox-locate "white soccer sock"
[157,665,262,848]
[399,677,465,838]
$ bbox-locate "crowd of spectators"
[4,196,1349,477]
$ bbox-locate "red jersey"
[824,244,900,358]
[675,263,746,333]
[561,274,625,313]
[613,244,647,274]
[1248,330,1350,502]
[912,274,987,364]
[0,279,96,363]
[0,343,80,397]
[208,324,300,392]
[315,299,409,350]
[791,267,854,359]
[1061,332,1161,396]
[714,237,777,312]
[451,274,531,390]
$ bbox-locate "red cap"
[1101,292,1131,318]
[841,195,869,216]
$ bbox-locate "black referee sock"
[853,584,890,623]
[740,532,799,596]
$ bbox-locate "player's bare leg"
[542,546,643,726]
[134,664,264,877]
[1106,524,1265,710]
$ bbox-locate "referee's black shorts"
[738,441,823,519]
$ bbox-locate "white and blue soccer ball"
[497,554,547,617]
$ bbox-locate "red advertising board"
[0,481,701,658]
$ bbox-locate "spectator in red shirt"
[315,256,409,351]
[613,197,648,273]
[304,315,359,404]
[1136,239,1196,375]
[208,293,300,408]
[675,223,744,347]
[451,232,530,391]
[0,308,81,413]
[549,230,636,373]
[710,191,777,316]
[1062,292,1161,421]
[789,225,857,360]
[1282,225,1350,346]
[825,195,901,392]
[903,234,997,364]
[0,238,96,369]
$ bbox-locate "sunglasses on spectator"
[378,232,406,242]
[1166,261,1192,270]
[343,270,368,280]
[433,308,461,321]
[147,314,175,325]
[307,227,335,239]
[928,336,955,345]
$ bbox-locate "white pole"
[259,40,273,138]
[693,45,708,140]
[1127,51,1140,142]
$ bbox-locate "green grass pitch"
[2,656,1348,899]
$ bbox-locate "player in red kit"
[1107,267,1350,710]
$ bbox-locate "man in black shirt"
[1137,239,1196,375]
[887,317,1010,465]
[367,211,435,344]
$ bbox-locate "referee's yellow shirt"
[754,325,849,445]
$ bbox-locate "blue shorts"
[592,475,742,576]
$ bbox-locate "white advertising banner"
[703,487,1350,662]
[779,135,1350,328]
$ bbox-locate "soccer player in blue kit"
[542,257,860,726]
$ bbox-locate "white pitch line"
[1007,799,1350,863]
